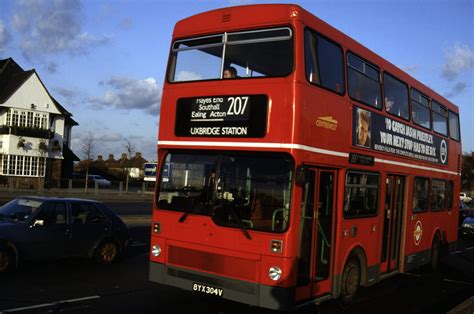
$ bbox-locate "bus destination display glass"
[175,95,268,137]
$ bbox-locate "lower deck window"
[413,177,429,212]
[343,171,379,218]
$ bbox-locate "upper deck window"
[411,89,431,129]
[347,53,382,109]
[304,29,345,94]
[168,27,293,82]
[383,73,409,120]
[448,110,460,141]
[432,100,448,136]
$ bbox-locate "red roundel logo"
[414,221,423,246]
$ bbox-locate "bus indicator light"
[153,222,161,233]
[270,240,283,253]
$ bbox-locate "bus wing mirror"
[295,166,307,186]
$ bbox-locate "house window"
[24,156,31,176]
[12,110,19,126]
[27,112,33,127]
[19,111,27,127]
[5,109,48,129]
[0,155,46,177]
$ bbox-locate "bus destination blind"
[175,95,268,137]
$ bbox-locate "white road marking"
[466,247,474,251]
[452,250,462,254]
[2,295,100,312]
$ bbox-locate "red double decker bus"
[149,4,461,310]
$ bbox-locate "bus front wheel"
[340,256,361,304]
[428,236,441,272]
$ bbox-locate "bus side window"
[304,29,345,95]
[413,177,429,212]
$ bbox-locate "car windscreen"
[0,198,44,222]
[156,151,294,233]
[168,27,293,82]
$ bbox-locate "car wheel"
[0,248,12,273]
[95,240,119,264]
[340,256,361,304]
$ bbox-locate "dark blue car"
[0,196,131,273]
[459,200,474,238]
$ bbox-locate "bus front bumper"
[149,262,295,311]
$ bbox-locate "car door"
[69,202,111,257]
[26,202,70,260]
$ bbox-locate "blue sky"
[0,0,473,161]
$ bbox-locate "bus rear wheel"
[340,256,361,304]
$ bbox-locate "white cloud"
[402,65,418,75]
[175,70,203,82]
[11,0,110,60]
[0,20,12,51]
[442,43,474,80]
[444,82,468,99]
[90,76,161,115]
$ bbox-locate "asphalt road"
[1,221,474,314]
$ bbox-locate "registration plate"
[192,283,224,297]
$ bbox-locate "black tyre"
[95,240,119,264]
[340,256,361,304]
[0,247,12,273]
[428,237,441,272]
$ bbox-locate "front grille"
[168,245,258,281]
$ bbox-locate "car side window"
[34,202,67,225]
[71,203,107,224]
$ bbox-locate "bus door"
[380,175,405,273]
[296,168,337,300]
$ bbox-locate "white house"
[0,58,79,188]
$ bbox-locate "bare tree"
[124,138,135,193]
[82,131,96,192]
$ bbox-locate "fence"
[0,177,155,198]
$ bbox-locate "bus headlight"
[268,266,282,281]
[152,245,162,257]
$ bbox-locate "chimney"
[97,155,103,161]
[121,153,128,160]
[108,154,114,160]
[135,152,142,158]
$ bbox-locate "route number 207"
[227,97,248,116]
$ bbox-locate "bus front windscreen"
[168,27,293,82]
[156,151,294,233]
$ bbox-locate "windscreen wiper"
[223,205,252,240]
[178,212,188,223]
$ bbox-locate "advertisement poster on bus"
[352,106,448,165]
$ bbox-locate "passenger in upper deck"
[223,66,238,79]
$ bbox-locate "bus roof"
[171,4,458,113]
